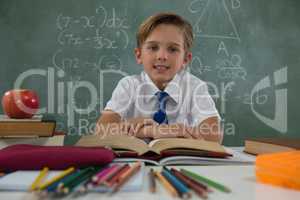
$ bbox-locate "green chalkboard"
[0,0,299,146]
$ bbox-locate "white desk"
[0,144,299,200]
[0,165,299,200]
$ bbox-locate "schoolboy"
[96,13,223,143]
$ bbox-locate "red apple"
[1,89,39,119]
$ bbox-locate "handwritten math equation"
[56,6,130,49]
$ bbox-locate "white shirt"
[105,70,220,127]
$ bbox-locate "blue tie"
[153,91,169,124]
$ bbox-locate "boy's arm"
[96,110,157,136]
[190,116,223,144]
[136,123,193,139]
[136,116,223,143]
[189,81,223,143]
[97,110,122,124]
[94,110,122,136]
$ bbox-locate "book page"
[148,138,227,154]
[76,135,149,155]
[159,155,254,166]
[159,148,255,166]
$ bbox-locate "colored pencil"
[61,167,100,194]
[83,165,123,193]
[148,168,156,193]
[170,168,208,199]
[162,167,191,199]
[56,166,98,192]
[44,174,71,193]
[112,161,141,193]
[101,165,124,185]
[30,167,49,191]
[92,167,109,182]
[105,164,130,187]
[180,169,231,193]
[175,169,212,192]
[92,165,116,185]
[155,171,178,197]
[39,167,75,190]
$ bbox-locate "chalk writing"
[56,6,130,49]
[192,0,241,41]
[216,54,246,80]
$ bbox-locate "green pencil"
[180,169,231,193]
[62,167,101,194]
[56,167,95,191]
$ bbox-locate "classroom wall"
[0,0,299,145]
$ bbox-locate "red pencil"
[105,164,130,187]
[112,161,141,193]
[92,165,119,185]
[98,165,121,184]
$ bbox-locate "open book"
[75,135,246,165]
[76,135,229,156]
[112,147,255,166]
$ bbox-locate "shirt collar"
[141,70,184,104]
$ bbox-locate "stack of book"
[0,114,57,138]
[76,135,254,165]
[244,138,300,155]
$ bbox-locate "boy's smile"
[153,63,170,74]
[135,24,192,90]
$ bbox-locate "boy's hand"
[138,123,194,139]
[156,123,194,139]
[186,127,205,139]
[120,117,158,136]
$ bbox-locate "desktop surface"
[0,165,299,200]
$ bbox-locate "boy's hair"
[136,12,194,51]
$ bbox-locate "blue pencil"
[37,172,75,197]
[161,167,191,199]
[45,172,75,193]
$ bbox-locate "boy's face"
[135,24,192,90]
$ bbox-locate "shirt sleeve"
[104,77,135,119]
[190,81,220,126]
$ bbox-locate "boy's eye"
[168,47,179,53]
[147,45,158,51]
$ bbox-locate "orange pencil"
[155,171,178,197]
[112,161,141,193]
[106,164,130,187]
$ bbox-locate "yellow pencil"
[38,167,75,190]
[155,171,178,197]
[30,167,49,191]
